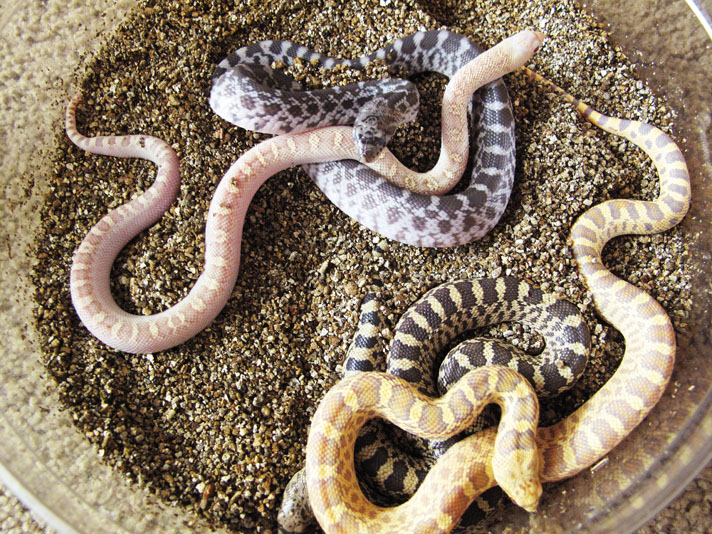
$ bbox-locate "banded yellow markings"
[343,388,360,411]
[388,163,398,178]
[322,502,347,525]
[387,358,420,374]
[214,204,234,216]
[637,365,672,388]
[77,294,96,307]
[204,278,221,292]
[408,401,424,424]
[213,256,228,269]
[254,148,267,166]
[212,229,230,244]
[440,405,457,427]
[598,410,626,435]
[649,312,675,326]
[436,512,455,530]
[331,130,344,150]
[122,202,138,214]
[227,178,240,195]
[191,297,207,313]
[514,418,535,433]
[428,297,446,322]
[378,379,394,406]
[128,323,140,344]
[447,284,463,309]
[392,332,420,347]
[241,162,254,177]
[461,382,480,407]
[314,463,339,480]
[402,469,420,494]
[319,420,340,441]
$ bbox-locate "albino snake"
[210,29,529,238]
[66,31,544,353]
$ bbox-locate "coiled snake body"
[210,30,529,243]
[302,73,691,533]
[66,31,543,353]
[278,277,591,533]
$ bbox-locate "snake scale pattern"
[211,30,539,241]
[302,70,691,533]
[66,31,543,353]
[62,18,691,533]
[278,277,591,533]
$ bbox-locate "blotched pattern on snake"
[302,73,691,533]
[66,31,543,353]
[277,277,590,533]
[211,29,539,245]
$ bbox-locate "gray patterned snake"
[67,30,544,353]
[211,28,530,244]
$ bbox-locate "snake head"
[353,114,397,163]
[353,81,419,163]
[501,29,547,71]
[493,445,543,513]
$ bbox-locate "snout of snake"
[278,276,591,533]
[299,74,691,533]
[66,31,542,353]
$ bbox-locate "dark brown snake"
[278,277,591,533]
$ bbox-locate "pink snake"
[67,30,544,353]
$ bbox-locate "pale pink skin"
[67,30,544,353]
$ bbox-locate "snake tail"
[522,67,691,481]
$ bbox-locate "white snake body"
[67,31,543,353]
[211,30,520,247]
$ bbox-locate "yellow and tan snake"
[303,70,691,533]
[66,30,544,353]
[278,277,591,533]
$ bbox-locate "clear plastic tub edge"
[0,1,710,532]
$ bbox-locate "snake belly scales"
[301,72,691,533]
[67,30,542,354]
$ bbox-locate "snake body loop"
[66,31,543,353]
[278,277,590,533]
[303,71,691,533]
[307,368,542,534]
[211,30,545,244]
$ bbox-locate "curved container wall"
[0,0,710,532]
